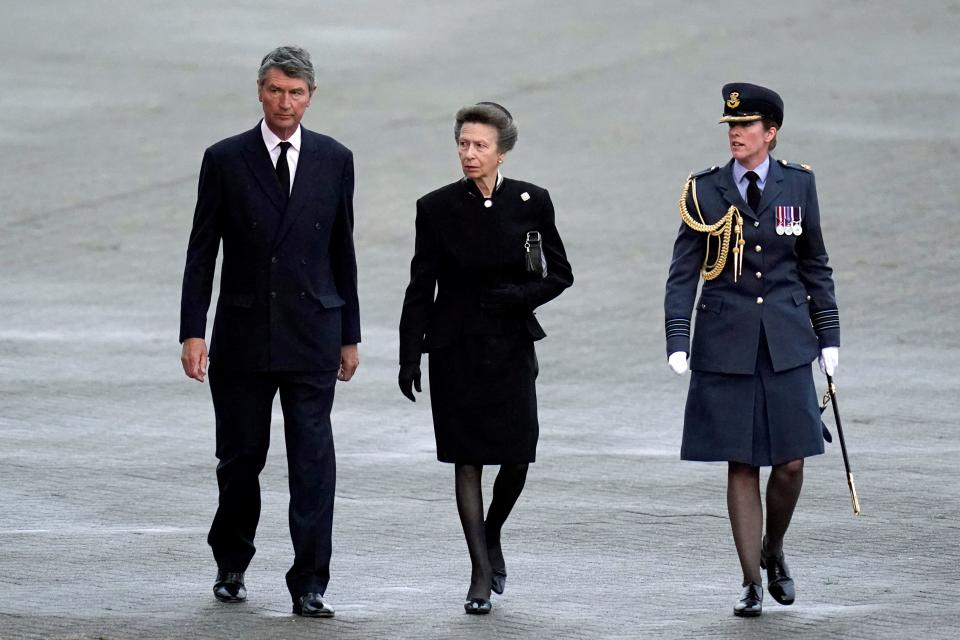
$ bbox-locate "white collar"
[260,119,302,152]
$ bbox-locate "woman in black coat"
[664,83,840,617]
[398,102,573,614]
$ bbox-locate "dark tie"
[745,170,761,212]
[276,141,291,201]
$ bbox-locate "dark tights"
[454,463,529,600]
[727,459,804,584]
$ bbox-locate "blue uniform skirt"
[681,328,824,467]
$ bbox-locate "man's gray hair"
[258,46,316,93]
[454,102,518,152]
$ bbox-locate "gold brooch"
[726,92,741,109]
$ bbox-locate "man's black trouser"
[207,365,337,601]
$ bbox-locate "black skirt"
[428,332,539,464]
[681,329,824,467]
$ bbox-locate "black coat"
[180,123,360,371]
[399,178,573,365]
[664,158,839,374]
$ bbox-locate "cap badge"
[726,92,741,109]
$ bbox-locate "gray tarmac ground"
[2,1,960,638]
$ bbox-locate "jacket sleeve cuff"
[665,318,691,356]
[811,309,840,348]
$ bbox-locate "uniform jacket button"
[271,256,278,263]
[755,245,762,252]
[755,271,762,279]
[252,221,258,229]
[315,222,321,230]
[299,292,306,299]
[301,258,307,265]
[756,297,764,304]
[753,221,760,227]
[270,291,277,298]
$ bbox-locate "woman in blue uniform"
[664,83,840,617]
[398,102,573,614]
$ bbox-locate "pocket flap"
[697,296,723,313]
[220,293,255,308]
[792,290,810,306]
[318,294,346,309]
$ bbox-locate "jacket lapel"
[241,124,286,214]
[271,129,325,248]
[756,157,784,216]
[716,160,757,222]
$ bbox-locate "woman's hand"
[668,351,689,375]
[399,363,422,402]
[818,347,839,376]
[479,284,527,310]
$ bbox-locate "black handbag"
[525,230,548,279]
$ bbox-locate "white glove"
[668,351,689,375]
[819,347,839,376]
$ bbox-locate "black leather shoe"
[487,539,507,595]
[490,568,507,595]
[464,598,492,615]
[293,592,335,618]
[213,570,246,603]
[733,581,763,617]
[761,542,796,605]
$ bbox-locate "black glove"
[398,363,422,402]
[479,284,527,311]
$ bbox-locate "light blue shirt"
[732,155,770,203]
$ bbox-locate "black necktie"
[276,141,291,201]
[745,170,761,212]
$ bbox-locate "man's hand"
[819,347,839,376]
[181,338,208,382]
[398,363,422,402]
[338,344,360,381]
[668,351,689,375]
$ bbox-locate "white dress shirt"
[260,119,301,196]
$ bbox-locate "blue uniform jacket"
[179,123,361,371]
[664,157,839,375]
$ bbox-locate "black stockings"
[454,463,529,600]
[727,459,804,584]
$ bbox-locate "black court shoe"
[464,598,492,614]
[491,568,507,595]
[293,592,335,618]
[213,570,246,603]
[761,541,796,605]
[733,581,763,617]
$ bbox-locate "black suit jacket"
[664,158,839,374]
[180,123,360,371]
[399,178,573,364]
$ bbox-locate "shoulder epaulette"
[779,159,813,173]
[690,165,720,179]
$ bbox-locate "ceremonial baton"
[822,374,861,515]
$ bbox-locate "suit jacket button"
[754,245,762,253]
[756,297,764,304]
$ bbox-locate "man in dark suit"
[179,46,360,618]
